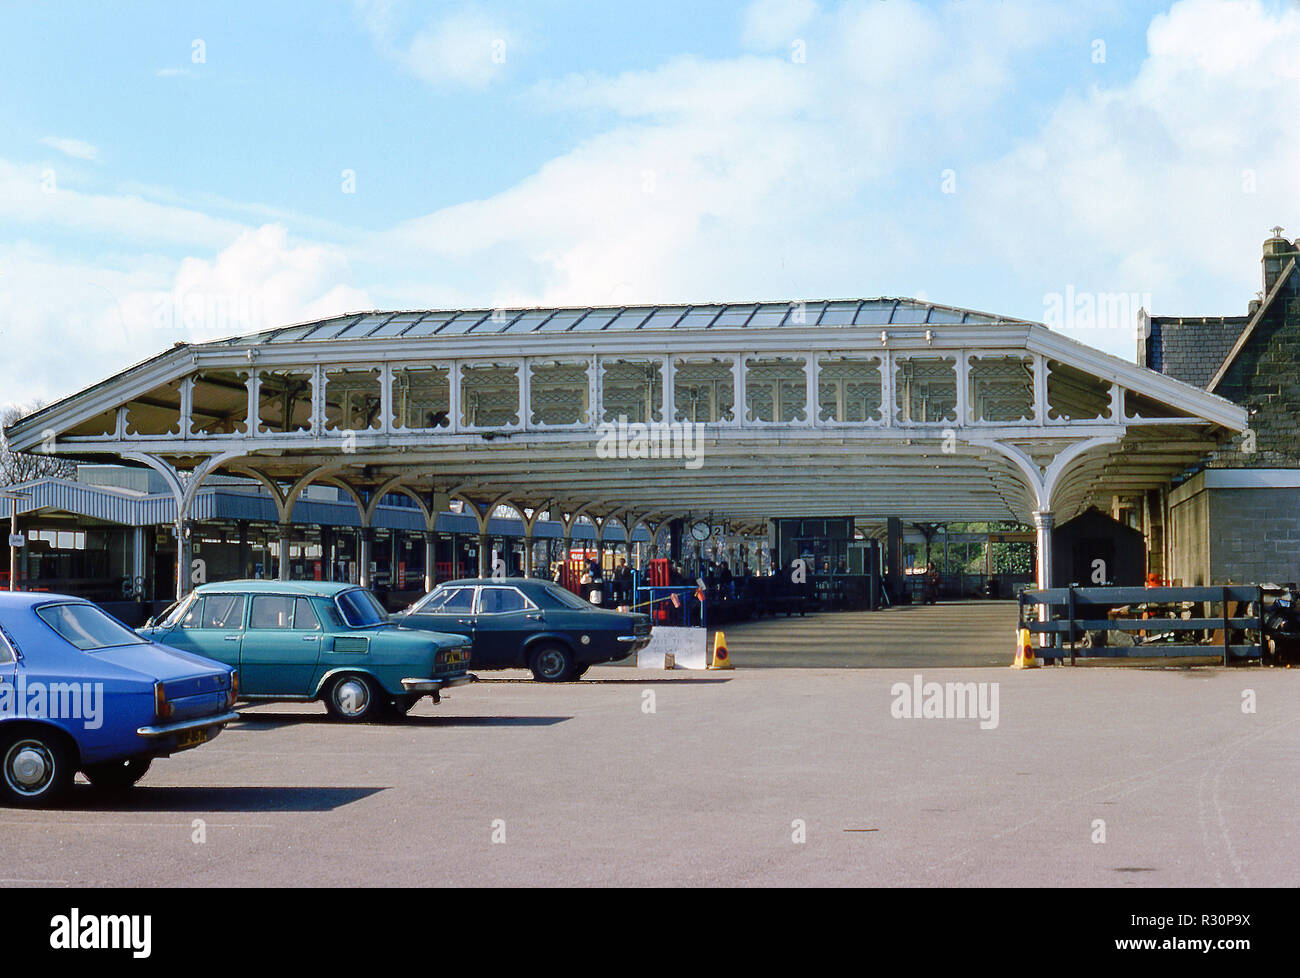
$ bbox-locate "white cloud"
[366,0,1076,308]
[360,0,1297,355]
[39,136,99,161]
[7,0,1299,415]
[969,0,1300,350]
[120,224,371,342]
[0,226,370,407]
[356,2,516,90]
[0,158,246,249]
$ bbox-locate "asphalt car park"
[1,661,1295,887]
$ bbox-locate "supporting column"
[424,531,436,592]
[1032,509,1055,655]
[131,526,146,599]
[237,520,250,579]
[1032,510,1055,589]
[319,524,333,582]
[523,532,534,578]
[359,527,375,589]
[478,531,490,578]
[175,520,193,601]
[277,523,292,581]
[885,517,902,588]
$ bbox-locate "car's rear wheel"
[529,643,576,682]
[0,730,74,808]
[83,757,152,791]
[324,674,383,722]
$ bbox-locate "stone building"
[1140,229,1300,585]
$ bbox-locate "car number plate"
[177,727,210,748]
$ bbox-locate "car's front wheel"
[0,729,74,808]
[324,674,384,722]
[529,643,576,682]
[83,757,152,791]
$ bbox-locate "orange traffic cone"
[1011,627,1039,670]
[709,631,733,670]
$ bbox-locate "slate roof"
[1145,316,1248,389]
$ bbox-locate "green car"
[138,581,475,721]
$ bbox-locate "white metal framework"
[4,298,1246,598]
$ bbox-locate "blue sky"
[1,0,1297,407]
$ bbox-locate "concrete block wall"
[1169,486,1209,586]
[1209,487,1300,584]
[1171,484,1300,585]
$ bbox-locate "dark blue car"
[0,592,239,807]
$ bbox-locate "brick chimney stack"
[1262,226,1299,295]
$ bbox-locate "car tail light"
[154,681,173,721]
[227,671,239,708]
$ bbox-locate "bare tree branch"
[1,402,76,485]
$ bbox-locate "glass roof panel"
[924,306,967,325]
[675,306,724,328]
[712,305,758,327]
[262,325,323,344]
[852,301,896,325]
[364,313,424,338]
[254,297,1019,345]
[438,311,493,335]
[818,301,861,325]
[399,313,456,337]
[601,307,655,330]
[499,310,553,333]
[305,315,370,340]
[747,305,791,327]
[578,310,618,330]
[889,302,929,324]
[640,307,689,330]
[536,309,590,332]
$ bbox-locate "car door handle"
[525,613,543,621]
[302,635,318,642]
[224,635,240,642]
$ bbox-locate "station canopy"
[5,297,1247,540]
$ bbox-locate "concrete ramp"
[702,600,1019,668]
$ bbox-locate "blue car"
[0,592,239,807]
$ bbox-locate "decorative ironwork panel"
[460,364,520,428]
[745,357,807,423]
[601,359,663,424]
[817,356,882,422]
[894,356,957,423]
[392,365,451,429]
[673,359,735,423]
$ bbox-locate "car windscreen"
[410,586,475,614]
[37,602,150,651]
[155,594,195,628]
[536,584,593,610]
[336,588,389,627]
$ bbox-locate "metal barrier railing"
[633,585,706,628]
[1018,585,1264,665]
